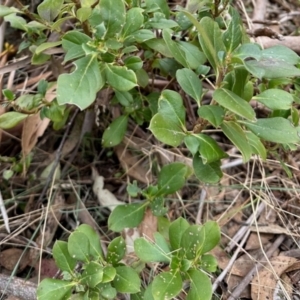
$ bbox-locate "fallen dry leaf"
[0,248,29,272]
[251,255,299,299]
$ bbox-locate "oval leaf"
[169,217,190,250]
[108,202,146,232]
[0,112,27,129]
[106,236,126,265]
[240,117,300,144]
[52,241,76,273]
[67,231,90,262]
[197,105,225,127]
[187,269,212,300]
[105,65,137,91]
[102,115,128,147]
[113,266,141,294]
[213,88,256,121]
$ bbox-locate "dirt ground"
[1,0,300,299]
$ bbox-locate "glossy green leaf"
[213,88,256,121]
[122,8,144,37]
[176,68,202,105]
[245,131,267,160]
[102,115,128,147]
[198,221,220,254]
[37,279,75,300]
[134,237,170,263]
[262,45,300,65]
[233,43,262,61]
[253,89,293,110]
[108,202,146,232]
[197,106,224,127]
[145,39,173,57]
[80,261,103,288]
[186,269,212,300]
[221,121,252,162]
[102,266,116,283]
[184,13,225,72]
[77,224,102,259]
[76,7,92,22]
[0,5,20,17]
[0,112,27,129]
[105,65,137,91]
[169,217,190,250]
[124,56,143,71]
[145,0,170,18]
[52,241,76,273]
[62,31,91,62]
[240,117,300,144]
[159,90,186,125]
[201,254,218,272]
[163,29,188,68]
[152,270,182,300]
[57,55,103,110]
[178,41,207,69]
[149,113,186,146]
[223,7,242,53]
[113,266,141,293]
[181,225,204,259]
[67,231,90,262]
[195,133,228,164]
[133,29,155,42]
[2,89,14,100]
[157,163,190,196]
[184,135,200,155]
[98,0,125,38]
[37,0,63,22]
[193,155,222,183]
[106,236,126,265]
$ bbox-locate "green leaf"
[37,0,64,22]
[184,135,200,156]
[106,236,126,265]
[102,266,117,283]
[184,14,225,72]
[122,7,144,37]
[62,31,91,62]
[253,89,293,110]
[133,29,155,42]
[181,225,204,259]
[35,41,62,54]
[221,121,252,162]
[245,131,267,160]
[222,7,243,53]
[177,41,207,69]
[145,0,170,18]
[57,55,104,110]
[80,261,103,288]
[145,39,173,57]
[149,113,186,146]
[201,254,218,272]
[67,231,90,262]
[239,117,300,144]
[156,163,190,196]
[76,224,102,259]
[4,14,27,31]
[193,155,222,184]
[52,241,76,273]
[134,237,170,263]
[37,279,75,300]
[76,7,92,22]
[151,270,182,300]
[176,68,202,105]
[197,106,224,127]
[186,269,212,300]
[0,112,27,129]
[98,0,125,38]
[213,88,256,121]
[105,65,137,91]
[113,266,141,294]
[159,90,186,125]
[195,133,228,164]
[198,221,220,254]
[124,56,143,71]
[102,115,128,147]
[98,283,117,299]
[169,217,190,250]
[108,202,146,232]
[153,232,170,253]
[0,5,20,17]
[2,89,14,100]
[233,43,262,61]
[262,45,300,65]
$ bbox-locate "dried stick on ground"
[0,274,37,300]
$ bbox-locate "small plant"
[37,220,220,300]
